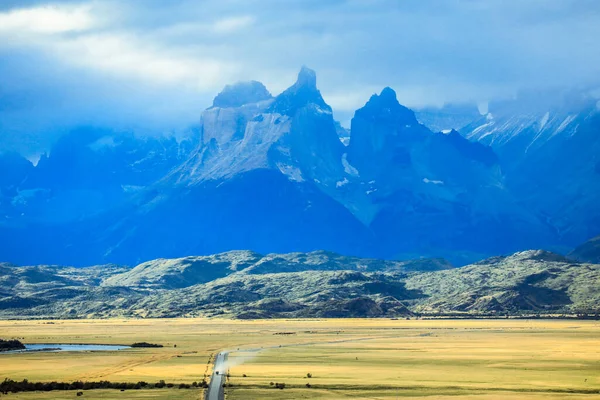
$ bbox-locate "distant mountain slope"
[134,250,599,318]
[345,88,549,262]
[461,90,600,248]
[568,235,600,263]
[0,128,197,237]
[135,269,418,319]
[415,103,482,133]
[0,262,132,313]
[406,250,600,314]
[0,249,597,319]
[101,250,453,290]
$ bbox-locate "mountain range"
[0,67,598,266]
[0,247,598,319]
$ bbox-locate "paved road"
[205,335,397,400]
[206,351,228,400]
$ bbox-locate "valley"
[2,3,599,400]
[1,319,599,399]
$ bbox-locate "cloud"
[0,3,239,90]
[1,0,600,155]
[0,4,94,33]
[54,33,238,89]
[212,15,255,34]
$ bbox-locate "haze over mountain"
[3,1,599,156]
[1,67,599,267]
[461,89,600,248]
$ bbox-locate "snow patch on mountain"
[277,163,304,182]
[556,115,576,135]
[470,121,494,136]
[423,178,444,185]
[539,112,550,131]
[341,153,359,176]
[336,178,349,188]
[88,136,117,151]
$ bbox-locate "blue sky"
[1,0,600,156]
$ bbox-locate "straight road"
[206,352,227,400]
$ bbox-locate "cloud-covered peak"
[212,81,272,108]
[295,65,317,90]
[357,87,418,126]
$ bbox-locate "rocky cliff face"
[173,66,347,188]
[345,88,547,261]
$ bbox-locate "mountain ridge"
[0,248,598,319]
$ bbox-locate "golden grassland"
[0,318,599,399]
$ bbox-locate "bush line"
[0,378,208,394]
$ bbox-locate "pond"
[3,344,130,353]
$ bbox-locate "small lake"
[3,344,130,353]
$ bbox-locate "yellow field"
[0,318,599,399]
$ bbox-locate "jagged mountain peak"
[269,66,331,116]
[212,80,272,108]
[379,86,397,101]
[296,65,317,89]
[356,87,419,126]
[174,67,344,186]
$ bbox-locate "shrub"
[130,342,163,348]
[0,339,26,352]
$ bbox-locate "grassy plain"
[0,319,599,399]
